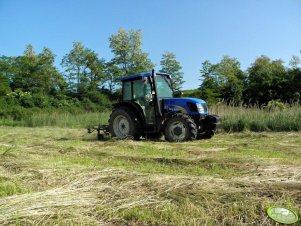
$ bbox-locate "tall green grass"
[27,111,110,128]
[1,103,301,132]
[0,117,26,127]
[0,112,110,128]
[210,103,301,132]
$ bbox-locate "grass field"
[1,103,301,133]
[0,127,300,225]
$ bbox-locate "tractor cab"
[108,70,218,141]
[121,72,173,124]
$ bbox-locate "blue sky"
[1,0,301,90]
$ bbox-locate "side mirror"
[174,91,183,97]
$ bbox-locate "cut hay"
[0,169,191,224]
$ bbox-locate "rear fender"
[113,101,146,126]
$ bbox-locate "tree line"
[0,28,185,117]
[0,27,300,120]
[198,55,301,105]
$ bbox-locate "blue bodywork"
[163,98,208,116]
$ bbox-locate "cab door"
[132,78,155,124]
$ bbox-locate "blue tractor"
[106,70,219,142]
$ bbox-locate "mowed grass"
[0,127,301,225]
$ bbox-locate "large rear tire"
[109,107,142,140]
[164,114,197,142]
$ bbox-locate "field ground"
[0,127,300,225]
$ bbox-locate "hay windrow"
[0,169,192,224]
[0,127,300,225]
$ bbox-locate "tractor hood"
[162,97,208,115]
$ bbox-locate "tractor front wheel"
[109,107,142,140]
[164,114,197,142]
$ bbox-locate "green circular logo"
[267,207,299,224]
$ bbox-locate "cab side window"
[123,81,132,101]
[133,80,144,100]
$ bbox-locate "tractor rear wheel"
[164,114,197,142]
[109,107,142,140]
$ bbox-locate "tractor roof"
[121,72,171,81]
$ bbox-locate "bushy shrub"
[233,118,248,132]
[222,117,248,132]
[32,93,50,108]
[82,98,97,111]
[10,106,30,120]
[266,100,286,111]
[6,90,34,108]
[0,106,32,120]
[266,113,300,131]
[4,92,20,105]
[183,89,220,105]
[249,121,267,132]
[86,91,112,108]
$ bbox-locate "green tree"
[215,56,245,105]
[246,55,287,104]
[104,61,122,94]
[12,45,65,94]
[286,55,301,103]
[199,60,222,103]
[159,51,184,91]
[199,56,245,104]
[0,56,13,95]
[61,42,106,96]
[289,55,301,69]
[0,74,10,96]
[109,28,154,77]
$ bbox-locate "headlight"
[196,103,205,113]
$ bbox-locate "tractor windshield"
[155,75,173,98]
